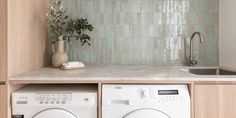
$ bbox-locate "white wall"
[219,0,236,69]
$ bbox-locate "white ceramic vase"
[52,36,68,68]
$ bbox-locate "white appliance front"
[12,85,97,118]
[102,84,190,118]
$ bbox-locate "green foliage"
[47,0,69,44]
[66,18,94,46]
[47,0,94,46]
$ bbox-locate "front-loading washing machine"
[12,85,97,118]
[102,84,190,118]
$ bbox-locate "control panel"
[13,93,96,106]
[36,93,72,105]
[149,88,183,102]
[138,87,184,102]
[103,85,190,105]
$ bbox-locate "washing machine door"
[123,108,171,118]
[32,108,77,118]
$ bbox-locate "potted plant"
[47,0,93,68]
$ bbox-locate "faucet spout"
[190,32,204,43]
[189,31,204,66]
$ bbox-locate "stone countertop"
[8,65,236,84]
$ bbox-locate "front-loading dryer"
[102,84,190,118]
[12,85,97,118]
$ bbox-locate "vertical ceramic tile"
[57,0,219,66]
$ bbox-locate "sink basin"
[189,68,236,75]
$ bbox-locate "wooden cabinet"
[0,0,7,81]
[195,84,236,118]
[8,0,50,76]
[0,0,6,117]
[0,85,5,118]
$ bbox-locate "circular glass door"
[33,108,77,118]
[123,108,170,118]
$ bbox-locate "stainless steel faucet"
[189,31,204,66]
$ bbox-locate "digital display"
[158,90,179,95]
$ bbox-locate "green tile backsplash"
[60,0,219,66]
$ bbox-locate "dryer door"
[123,108,170,118]
[33,108,77,118]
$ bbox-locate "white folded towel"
[61,61,85,70]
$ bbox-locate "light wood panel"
[195,85,220,118]
[98,83,102,118]
[195,85,236,118]
[189,82,195,118]
[8,0,50,77]
[0,85,6,118]
[0,0,7,82]
[218,85,236,118]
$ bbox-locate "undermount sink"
[188,68,236,75]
